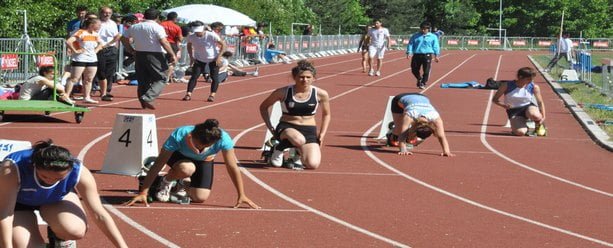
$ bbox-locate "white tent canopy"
[162,4,257,27]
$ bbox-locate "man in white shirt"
[545,33,573,72]
[367,19,391,76]
[182,21,227,102]
[96,6,121,101]
[121,8,176,110]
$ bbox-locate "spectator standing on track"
[366,20,391,76]
[66,5,88,37]
[357,25,371,73]
[388,93,453,156]
[0,140,128,248]
[259,60,331,170]
[121,8,177,110]
[65,17,104,104]
[182,21,227,102]
[125,119,260,209]
[407,21,440,89]
[492,67,547,136]
[160,12,184,83]
[544,33,573,72]
[95,7,121,102]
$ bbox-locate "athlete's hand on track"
[398,146,413,156]
[123,194,150,207]
[398,151,413,156]
[441,152,455,157]
[235,195,261,209]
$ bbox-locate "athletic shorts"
[506,104,536,130]
[368,45,386,59]
[71,61,98,67]
[14,202,40,211]
[167,151,214,189]
[275,121,319,145]
[391,93,424,114]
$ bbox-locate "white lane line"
[233,125,410,248]
[77,53,418,247]
[103,202,181,248]
[479,56,612,197]
[114,206,308,212]
[360,122,613,247]
[246,170,400,177]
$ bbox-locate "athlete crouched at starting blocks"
[259,60,331,170]
[389,93,454,156]
[125,119,260,209]
[0,140,128,247]
[492,67,547,136]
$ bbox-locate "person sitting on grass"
[18,66,75,105]
[492,67,547,136]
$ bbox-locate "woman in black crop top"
[259,60,331,169]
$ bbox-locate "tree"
[307,0,370,34]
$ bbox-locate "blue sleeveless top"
[4,149,82,206]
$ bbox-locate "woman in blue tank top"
[0,140,127,247]
[492,67,546,136]
[259,60,331,169]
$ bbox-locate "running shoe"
[269,149,284,167]
[48,226,77,248]
[83,98,99,104]
[536,123,547,136]
[155,177,176,202]
[253,66,259,77]
[101,95,113,101]
[285,155,304,170]
[368,69,375,76]
[375,71,381,76]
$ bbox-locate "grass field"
[532,52,613,138]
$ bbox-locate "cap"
[193,25,205,32]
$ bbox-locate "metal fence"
[0,38,66,85]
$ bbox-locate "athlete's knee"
[54,225,87,240]
[189,189,211,203]
[512,129,527,136]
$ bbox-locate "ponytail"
[31,139,75,172]
[192,119,222,145]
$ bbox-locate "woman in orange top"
[65,17,104,104]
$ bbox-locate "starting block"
[377,96,395,139]
[260,102,282,150]
[558,69,580,83]
[101,113,158,176]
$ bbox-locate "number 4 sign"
[101,113,158,176]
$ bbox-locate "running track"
[0,50,611,247]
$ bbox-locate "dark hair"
[82,17,99,28]
[144,8,160,20]
[210,22,224,29]
[373,19,381,24]
[191,119,222,145]
[415,125,433,139]
[190,21,205,28]
[222,51,233,58]
[38,66,54,76]
[420,21,431,29]
[76,5,87,13]
[122,14,138,24]
[166,12,178,21]
[31,140,75,172]
[517,67,536,79]
[268,43,276,49]
[291,60,316,78]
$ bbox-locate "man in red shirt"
[161,12,183,83]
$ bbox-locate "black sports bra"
[281,85,318,116]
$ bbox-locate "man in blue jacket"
[407,22,440,89]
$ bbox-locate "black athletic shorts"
[14,202,40,211]
[391,93,424,114]
[506,103,536,119]
[167,151,214,189]
[71,61,98,67]
[275,121,319,144]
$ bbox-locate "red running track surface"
[0,50,611,247]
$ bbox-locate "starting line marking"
[113,206,309,212]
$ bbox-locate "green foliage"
[0,0,610,38]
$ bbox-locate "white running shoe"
[253,66,259,77]
[83,98,98,104]
[156,177,176,202]
[368,69,374,76]
[375,71,381,76]
[269,149,284,167]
